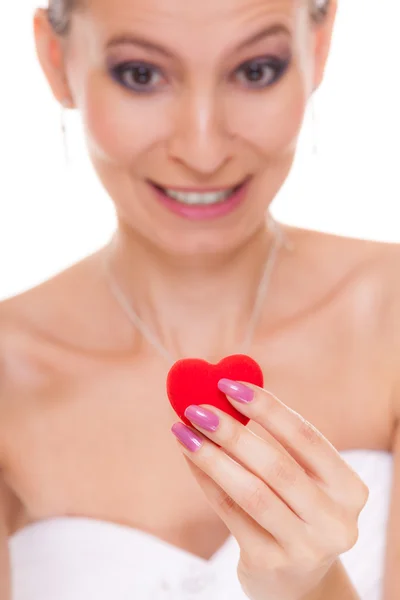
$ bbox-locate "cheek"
[79,74,165,165]
[228,73,308,155]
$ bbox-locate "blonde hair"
[48,0,331,36]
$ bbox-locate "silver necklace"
[102,214,291,366]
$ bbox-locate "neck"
[103,214,283,361]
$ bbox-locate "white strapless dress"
[8,450,393,600]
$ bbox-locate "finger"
[217,379,365,505]
[184,404,332,526]
[187,454,356,565]
[172,422,305,548]
[182,456,272,550]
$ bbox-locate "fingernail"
[184,405,220,432]
[217,379,254,403]
[171,422,203,452]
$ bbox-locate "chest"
[1,313,393,540]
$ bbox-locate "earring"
[60,98,70,165]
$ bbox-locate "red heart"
[167,354,263,427]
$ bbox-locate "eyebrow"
[105,24,290,58]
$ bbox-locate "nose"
[167,90,234,175]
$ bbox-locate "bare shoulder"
[0,296,65,395]
[284,222,400,295]
[284,221,399,265]
[0,245,122,363]
[368,240,400,425]
[287,222,400,315]
[0,247,103,339]
[285,223,400,420]
[0,312,36,535]
[0,300,49,434]
[0,303,48,396]
[0,252,99,426]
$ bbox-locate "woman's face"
[37,0,334,257]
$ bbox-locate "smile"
[151,180,246,206]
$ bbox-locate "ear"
[33,8,75,108]
[312,0,338,92]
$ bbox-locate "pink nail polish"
[184,405,220,431]
[171,422,203,452]
[217,378,254,403]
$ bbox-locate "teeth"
[164,188,235,205]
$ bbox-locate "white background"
[0,0,399,300]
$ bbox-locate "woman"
[0,0,399,598]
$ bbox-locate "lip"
[148,176,252,221]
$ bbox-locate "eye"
[235,56,290,89]
[109,62,166,93]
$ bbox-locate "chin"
[134,217,267,262]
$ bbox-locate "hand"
[171,379,369,600]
